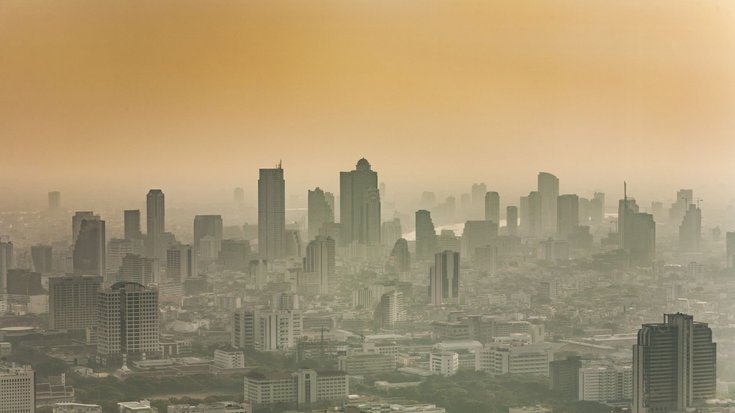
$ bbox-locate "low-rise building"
[338,353,396,375]
[54,403,103,413]
[430,352,459,377]
[475,343,555,376]
[118,400,157,413]
[214,349,245,369]
[243,369,348,410]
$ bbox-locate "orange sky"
[1,0,734,207]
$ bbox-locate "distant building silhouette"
[538,172,559,235]
[340,158,380,246]
[167,244,195,284]
[124,210,142,240]
[429,250,460,306]
[48,191,61,209]
[727,232,735,268]
[415,210,437,261]
[31,244,53,273]
[390,238,410,273]
[556,194,579,239]
[506,206,518,236]
[73,218,106,278]
[484,191,500,224]
[679,203,701,252]
[0,241,12,294]
[307,187,334,242]
[258,164,286,260]
[146,189,166,264]
[194,215,223,262]
[303,236,335,295]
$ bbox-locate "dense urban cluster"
[1,159,734,413]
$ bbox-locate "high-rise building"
[48,275,102,330]
[484,191,500,224]
[0,363,35,413]
[146,189,165,263]
[0,241,12,294]
[506,206,518,236]
[429,250,460,306]
[461,220,498,259]
[556,194,579,239]
[193,215,223,261]
[579,363,632,402]
[97,282,160,360]
[232,308,303,351]
[390,238,410,273]
[550,356,582,399]
[415,210,437,261]
[118,254,155,285]
[625,212,656,266]
[527,191,542,238]
[219,239,250,272]
[590,192,605,225]
[303,236,335,295]
[679,203,701,252]
[727,232,735,268]
[166,245,195,284]
[340,158,380,246]
[374,290,406,329]
[472,183,487,216]
[308,187,335,242]
[519,196,529,235]
[633,313,716,413]
[73,218,106,278]
[258,164,286,260]
[31,244,53,274]
[72,211,97,243]
[48,191,61,209]
[124,210,142,240]
[538,172,559,235]
[669,189,694,225]
[107,238,133,276]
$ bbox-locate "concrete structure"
[338,353,396,375]
[475,343,555,376]
[232,309,302,351]
[214,349,245,369]
[429,250,460,306]
[258,164,286,260]
[430,351,459,377]
[243,369,347,409]
[166,245,195,284]
[340,158,380,247]
[0,363,35,413]
[49,275,103,330]
[579,363,632,403]
[73,218,106,278]
[146,189,166,264]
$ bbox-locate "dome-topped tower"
[356,158,371,171]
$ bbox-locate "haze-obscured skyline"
[1,0,734,208]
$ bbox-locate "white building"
[475,343,555,376]
[0,364,35,413]
[243,369,347,409]
[214,349,245,369]
[232,308,302,351]
[118,400,157,412]
[579,363,632,402]
[97,282,159,362]
[430,352,459,377]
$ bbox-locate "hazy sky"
[1,0,734,208]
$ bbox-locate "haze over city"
[1,1,735,413]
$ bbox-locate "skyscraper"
[619,187,655,266]
[308,187,335,242]
[258,164,286,260]
[303,236,335,295]
[506,206,518,236]
[390,238,410,273]
[538,172,559,235]
[633,313,716,413]
[48,191,61,209]
[339,158,379,246]
[31,244,53,273]
[73,218,106,278]
[124,210,142,240]
[146,189,165,262]
[679,203,701,252]
[0,241,13,294]
[118,254,155,285]
[415,210,437,261]
[72,211,97,243]
[193,215,223,260]
[472,183,487,217]
[97,282,160,362]
[727,232,735,269]
[669,189,694,225]
[484,191,500,224]
[556,194,579,239]
[527,191,542,238]
[461,220,498,259]
[374,290,406,329]
[429,250,460,306]
[166,244,195,284]
[590,192,605,225]
[49,275,102,330]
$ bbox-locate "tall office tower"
[73,218,106,278]
[220,239,251,272]
[590,192,605,224]
[308,187,335,241]
[618,190,640,247]
[363,188,382,246]
[118,254,155,285]
[484,191,500,224]
[124,210,142,240]
[538,172,560,235]
[472,183,487,217]
[340,158,379,246]
[429,250,460,306]
[679,203,701,252]
[146,189,165,264]
[166,245,195,284]
[626,213,656,266]
[461,220,498,259]
[0,364,35,413]
[233,187,245,205]
[285,229,302,258]
[0,241,13,294]
[556,194,579,239]
[374,290,406,329]
[632,313,716,413]
[519,196,529,235]
[48,275,102,330]
[303,236,335,295]
[48,191,61,209]
[97,282,160,361]
[258,164,286,260]
[31,244,53,273]
[415,210,437,261]
[107,238,133,275]
[527,191,543,237]
[727,232,735,268]
[193,215,223,260]
[381,218,402,248]
[506,206,518,236]
[669,189,694,224]
[72,211,97,243]
[578,197,590,224]
[390,238,410,273]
